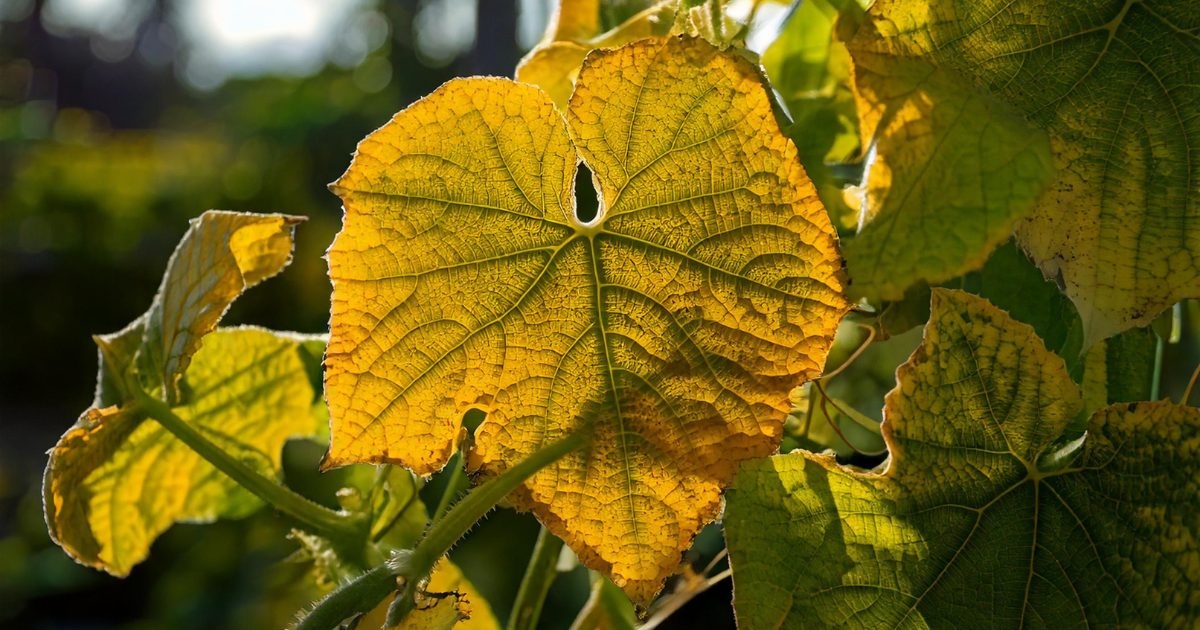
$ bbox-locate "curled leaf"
[43,210,318,576]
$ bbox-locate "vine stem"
[294,565,397,630]
[128,374,363,545]
[507,526,565,630]
[1151,332,1165,401]
[387,433,585,627]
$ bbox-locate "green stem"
[130,381,362,544]
[294,565,397,630]
[507,527,565,630]
[431,454,470,526]
[388,433,585,627]
[1151,332,1165,401]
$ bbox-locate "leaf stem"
[129,378,362,544]
[431,454,471,526]
[388,433,585,627]
[294,564,397,630]
[507,526,565,630]
[1151,332,1165,401]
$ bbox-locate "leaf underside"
[44,211,321,576]
[849,0,1200,343]
[725,289,1200,630]
[324,36,850,604]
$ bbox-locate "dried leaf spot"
[324,36,850,605]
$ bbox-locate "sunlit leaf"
[45,328,325,576]
[761,0,866,226]
[847,0,1200,343]
[843,37,1055,301]
[725,289,1200,629]
[516,2,677,110]
[359,562,500,630]
[137,210,303,403]
[43,210,319,577]
[324,36,850,603]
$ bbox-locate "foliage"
[725,290,1199,629]
[324,35,848,604]
[30,1,1200,629]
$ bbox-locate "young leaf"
[724,289,1200,629]
[324,36,850,604]
[45,328,325,576]
[515,1,737,111]
[847,0,1200,344]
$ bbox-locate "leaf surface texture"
[324,36,850,603]
[725,289,1200,629]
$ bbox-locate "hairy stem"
[294,564,397,630]
[129,377,362,544]
[507,526,565,630]
[388,433,585,626]
[431,454,471,526]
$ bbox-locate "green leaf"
[45,328,325,576]
[43,210,320,577]
[762,0,866,227]
[847,0,1200,344]
[724,289,1200,629]
[842,40,1055,301]
[976,240,1084,372]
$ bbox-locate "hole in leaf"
[574,163,600,224]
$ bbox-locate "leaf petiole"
[507,526,565,630]
[127,373,365,546]
[387,433,585,626]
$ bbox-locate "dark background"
[0,1,732,628]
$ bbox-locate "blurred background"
[2,1,1198,629]
[0,1,740,628]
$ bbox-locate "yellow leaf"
[546,0,602,43]
[324,36,850,604]
[44,328,324,576]
[848,0,1200,344]
[358,562,500,630]
[139,210,303,403]
[516,2,676,110]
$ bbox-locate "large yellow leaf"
[45,327,325,575]
[324,36,849,604]
[847,0,1200,344]
[725,289,1200,629]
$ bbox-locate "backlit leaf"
[725,289,1200,629]
[847,0,1200,343]
[359,562,500,630]
[45,328,325,576]
[843,37,1055,301]
[324,36,850,604]
[44,210,319,577]
[137,210,303,403]
[516,2,679,110]
[761,0,866,226]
